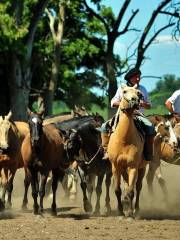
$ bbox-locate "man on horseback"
[101,67,155,161]
[165,89,180,114]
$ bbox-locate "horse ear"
[27,108,33,116]
[5,111,12,120]
[74,105,78,111]
[38,109,44,117]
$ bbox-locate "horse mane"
[44,112,71,119]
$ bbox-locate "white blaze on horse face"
[0,118,11,149]
[32,117,38,123]
[166,121,178,147]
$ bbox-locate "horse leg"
[86,174,95,203]
[134,168,146,218]
[39,172,48,213]
[105,171,112,215]
[45,174,52,198]
[31,169,39,215]
[68,172,78,201]
[1,168,8,205]
[22,168,31,210]
[146,158,160,196]
[124,168,137,218]
[51,169,59,216]
[155,165,168,203]
[112,164,124,217]
[94,174,104,216]
[6,169,16,208]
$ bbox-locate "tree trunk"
[44,4,65,116]
[9,54,30,121]
[105,51,117,118]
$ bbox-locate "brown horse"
[22,111,78,215]
[43,105,89,125]
[107,85,146,218]
[0,111,29,208]
[146,120,179,197]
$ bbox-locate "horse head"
[27,110,44,148]
[155,120,178,147]
[120,85,143,111]
[62,129,82,161]
[0,111,12,153]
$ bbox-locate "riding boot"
[101,132,110,160]
[144,135,154,161]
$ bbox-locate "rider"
[101,67,156,161]
[165,89,180,114]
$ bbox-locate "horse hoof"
[93,211,100,217]
[0,201,5,211]
[84,201,92,213]
[105,207,112,216]
[6,203,12,209]
[118,215,125,221]
[126,216,134,222]
[51,210,57,216]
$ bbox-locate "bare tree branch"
[117,9,140,36]
[45,8,56,41]
[144,22,175,51]
[113,0,132,34]
[160,10,179,18]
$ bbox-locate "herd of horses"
[0,88,179,220]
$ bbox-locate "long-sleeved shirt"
[111,84,151,113]
[167,89,180,114]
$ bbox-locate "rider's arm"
[140,100,151,109]
[111,87,122,108]
[165,100,174,113]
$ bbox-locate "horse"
[22,111,79,215]
[44,113,104,202]
[0,111,29,208]
[146,120,179,198]
[54,114,112,215]
[43,105,89,125]
[147,113,180,127]
[107,84,146,219]
[66,122,112,215]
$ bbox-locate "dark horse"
[55,116,112,215]
[22,111,79,215]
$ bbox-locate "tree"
[83,0,180,116]
[0,1,49,120]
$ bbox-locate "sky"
[101,0,180,92]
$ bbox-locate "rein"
[76,144,102,165]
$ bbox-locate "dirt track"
[0,163,180,240]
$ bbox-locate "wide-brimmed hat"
[124,68,141,81]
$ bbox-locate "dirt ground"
[0,163,180,240]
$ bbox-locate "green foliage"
[145,74,180,115]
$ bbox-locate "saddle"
[107,112,145,139]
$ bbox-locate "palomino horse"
[107,85,146,218]
[146,120,179,198]
[22,111,79,215]
[0,111,29,208]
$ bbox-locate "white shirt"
[167,89,180,114]
[111,84,151,113]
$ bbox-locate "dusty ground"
[0,163,180,240]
